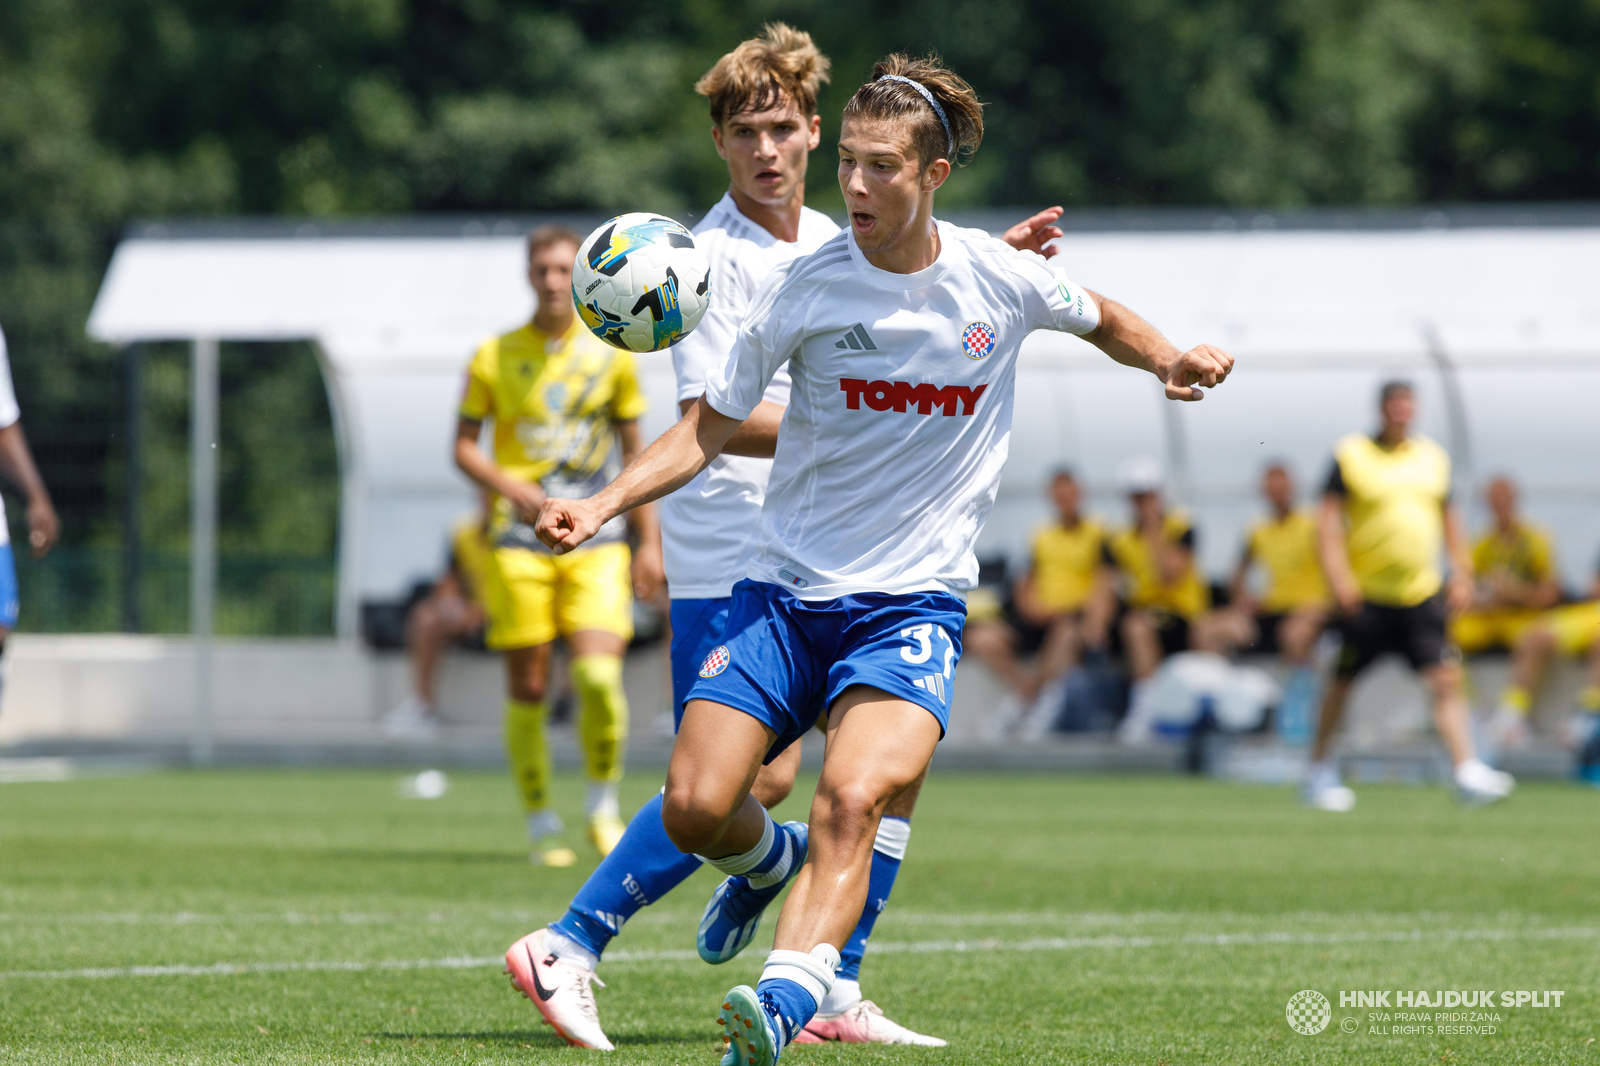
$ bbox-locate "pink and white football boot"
[799,1000,947,1046]
[504,928,614,1051]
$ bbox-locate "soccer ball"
[572,213,711,352]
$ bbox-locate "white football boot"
[504,928,613,1050]
[1454,758,1515,806]
[1300,760,1355,812]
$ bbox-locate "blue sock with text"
[549,792,701,961]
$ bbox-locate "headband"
[876,74,954,157]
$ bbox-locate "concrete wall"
[0,636,1584,775]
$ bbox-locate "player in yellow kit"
[1452,476,1561,657]
[1307,381,1512,810]
[455,225,663,866]
[1493,550,1600,752]
[1089,458,1212,692]
[1228,463,1330,740]
[965,469,1107,732]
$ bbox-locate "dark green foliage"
[0,0,1595,630]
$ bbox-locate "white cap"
[1118,456,1165,494]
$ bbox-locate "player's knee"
[508,677,547,702]
[659,782,727,854]
[814,778,887,839]
[1121,613,1150,641]
[1523,626,1557,655]
[1428,660,1465,696]
[750,769,795,809]
[405,601,438,640]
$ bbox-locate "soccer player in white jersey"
[500,26,1065,1051]
[535,53,1232,1065]
[0,324,60,692]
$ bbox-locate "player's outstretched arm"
[679,397,784,459]
[536,398,742,555]
[1083,290,1233,401]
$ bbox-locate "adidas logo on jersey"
[839,378,988,416]
[835,323,878,351]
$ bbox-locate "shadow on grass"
[370,1030,707,1047]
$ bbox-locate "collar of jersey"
[845,218,964,289]
[518,316,580,352]
[714,191,838,249]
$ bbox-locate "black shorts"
[1251,612,1287,655]
[1334,593,1452,678]
[1112,604,1191,658]
[1000,602,1051,656]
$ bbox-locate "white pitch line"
[0,908,1498,928]
[4,925,1596,981]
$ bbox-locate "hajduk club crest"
[699,645,731,678]
[961,321,996,359]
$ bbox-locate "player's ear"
[807,113,822,151]
[711,124,728,160]
[922,157,951,192]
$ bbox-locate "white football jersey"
[703,221,1101,600]
[660,192,840,599]
[0,327,18,548]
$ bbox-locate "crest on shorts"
[699,645,731,678]
[961,321,996,359]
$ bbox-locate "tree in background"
[0,0,1596,631]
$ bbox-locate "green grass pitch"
[2,767,1597,1063]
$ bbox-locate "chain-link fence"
[15,548,336,636]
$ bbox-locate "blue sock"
[836,842,904,980]
[550,792,701,959]
[835,816,909,983]
[757,980,815,1048]
[755,946,839,1049]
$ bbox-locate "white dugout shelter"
[87,206,1600,752]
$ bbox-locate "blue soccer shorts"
[683,578,966,763]
[0,543,17,631]
[668,596,732,730]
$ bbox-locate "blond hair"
[694,23,831,124]
[842,53,984,168]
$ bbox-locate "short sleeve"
[0,326,20,429]
[672,240,757,403]
[1028,526,1047,568]
[458,341,496,422]
[702,266,799,421]
[1011,253,1100,336]
[607,351,649,421]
